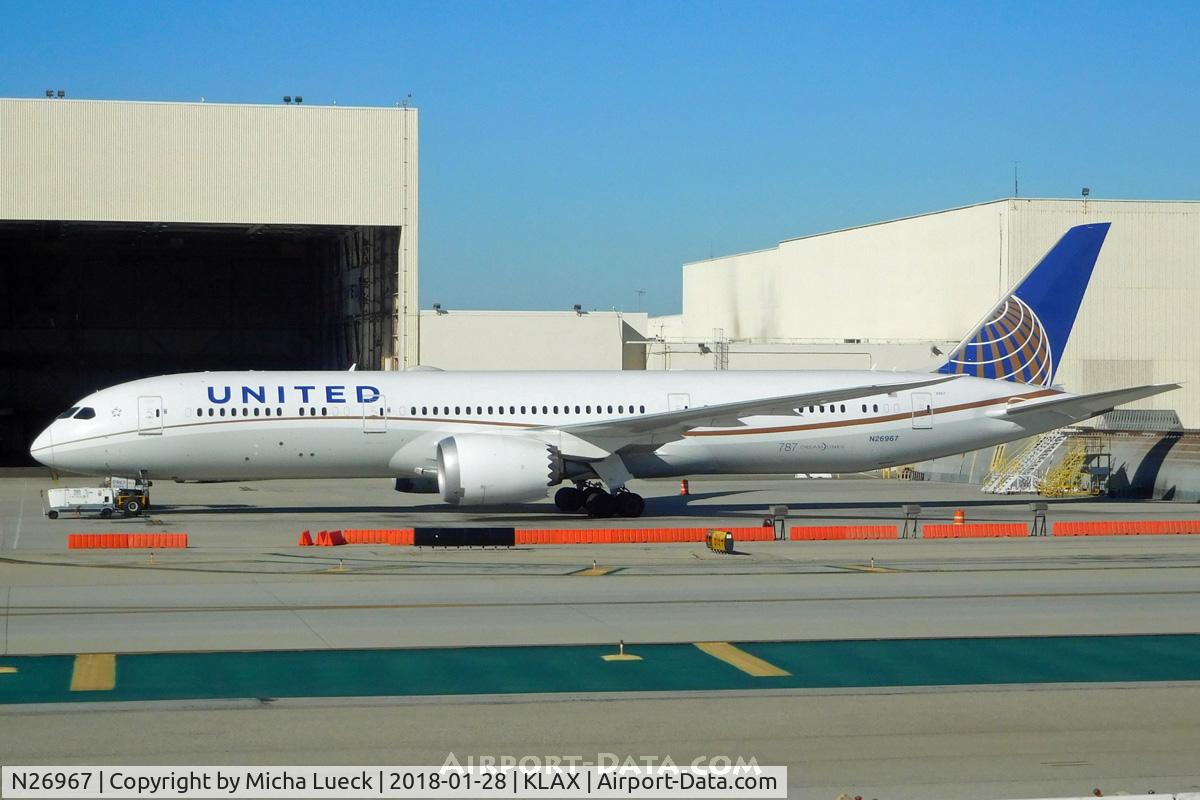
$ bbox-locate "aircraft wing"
[1001,383,1180,423]
[548,374,961,453]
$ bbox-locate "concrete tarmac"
[3,473,1200,798]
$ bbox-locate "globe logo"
[946,297,1052,386]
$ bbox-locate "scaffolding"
[1038,435,1110,497]
[981,429,1072,494]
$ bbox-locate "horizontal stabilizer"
[552,374,961,452]
[1002,383,1180,423]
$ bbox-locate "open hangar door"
[0,220,398,465]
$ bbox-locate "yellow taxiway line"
[70,653,116,691]
[694,642,791,677]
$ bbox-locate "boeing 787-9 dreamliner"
[31,223,1176,517]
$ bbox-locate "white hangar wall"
[419,311,649,371]
[672,199,1200,426]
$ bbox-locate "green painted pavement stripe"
[1,634,1199,706]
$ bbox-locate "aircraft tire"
[584,491,616,518]
[615,492,645,518]
[554,486,584,512]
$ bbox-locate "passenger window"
[321,408,328,416]
[873,404,878,412]
[488,406,494,414]
[265,408,271,417]
[840,404,846,413]
[553,405,559,414]
[432,407,438,415]
[639,405,645,413]
[253,408,260,417]
[443,406,449,415]
[509,406,515,414]
[276,407,282,416]
[455,406,461,415]
[521,406,527,414]
[542,405,548,414]
[220,408,226,417]
[607,405,613,413]
[586,405,592,413]
[196,407,202,416]
[574,405,581,414]
[618,405,624,413]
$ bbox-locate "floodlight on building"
[283,96,292,104]
[44,89,53,98]
[432,302,447,315]
[295,96,303,104]
[1082,187,1090,198]
[573,304,583,315]
[57,90,65,98]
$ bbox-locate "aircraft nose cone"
[30,426,54,467]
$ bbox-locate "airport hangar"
[0,96,417,465]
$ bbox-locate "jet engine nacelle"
[436,434,560,505]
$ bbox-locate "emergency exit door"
[363,396,388,433]
[911,392,933,429]
[137,396,163,435]
[668,393,691,411]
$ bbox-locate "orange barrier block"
[69,533,186,549]
[340,529,415,545]
[1054,519,1200,537]
[789,525,898,541]
[923,523,1027,539]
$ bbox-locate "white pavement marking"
[13,480,26,550]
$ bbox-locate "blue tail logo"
[937,222,1110,386]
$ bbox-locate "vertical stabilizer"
[937,222,1110,385]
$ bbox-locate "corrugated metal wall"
[1004,200,1200,424]
[0,99,414,225]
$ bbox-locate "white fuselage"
[32,370,1062,484]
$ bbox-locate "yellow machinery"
[705,529,735,554]
[1039,438,1104,497]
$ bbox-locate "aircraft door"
[911,392,933,430]
[363,396,388,433]
[667,393,691,411]
[137,396,164,435]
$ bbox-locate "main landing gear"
[554,483,645,518]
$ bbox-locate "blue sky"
[3,1,1197,315]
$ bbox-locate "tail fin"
[936,222,1110,386]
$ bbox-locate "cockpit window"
[74,407,97,420]
[56,407,80,419]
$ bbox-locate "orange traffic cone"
[298,530,314,546]
[953,508,965,525]
[680,479,690,496]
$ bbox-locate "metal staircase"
[981,429,1072,494]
